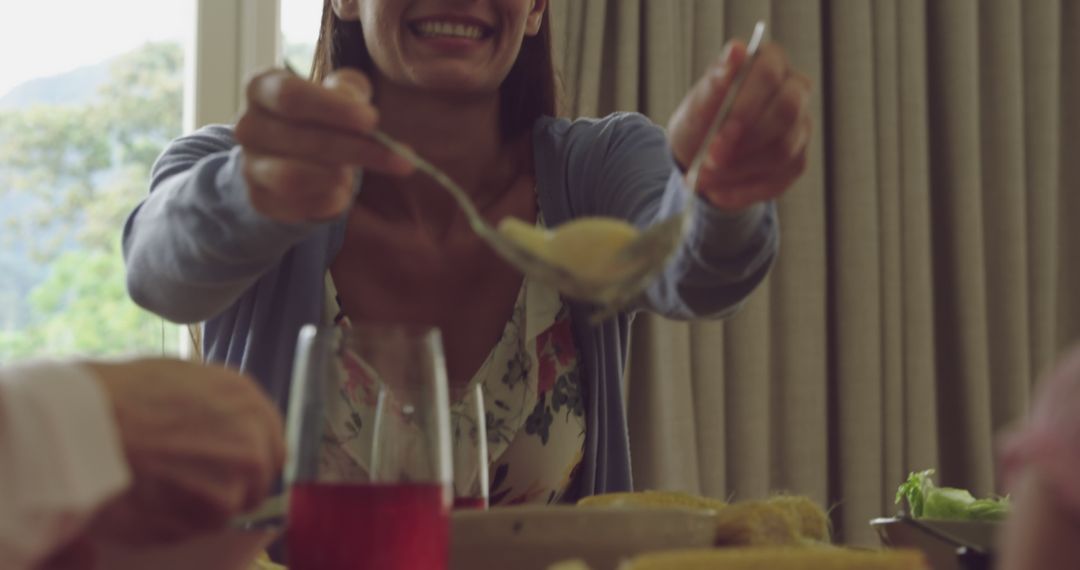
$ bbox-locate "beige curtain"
[550,0,1080,545]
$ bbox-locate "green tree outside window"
[0,43,184,359]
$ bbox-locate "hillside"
[0,61,111,110]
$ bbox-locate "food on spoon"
[895,469,1010,521]
[620,547,928,570]
[545,218,641,282]
[497,217,552,259]
[497,216,641,284]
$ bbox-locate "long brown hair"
[310,1,558,140]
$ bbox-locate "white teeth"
[416,20,484,40]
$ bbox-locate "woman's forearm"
[123,128,319,323]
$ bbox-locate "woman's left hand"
[668,40,813,211]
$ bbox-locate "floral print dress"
[319,227,586,505]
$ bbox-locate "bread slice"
[713,501,802,546]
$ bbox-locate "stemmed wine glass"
[284,323,453,570]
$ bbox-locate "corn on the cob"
[577,490,727,512]
[622,547,927,570]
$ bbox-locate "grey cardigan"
[122,112,779,496]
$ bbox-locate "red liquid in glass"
[287,482,449,570]
[452,496,488,510]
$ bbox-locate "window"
[282,0,324,77]
[0,1,194,359]
[0,0,313,361]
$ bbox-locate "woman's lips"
[408,16,495,43]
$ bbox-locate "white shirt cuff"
[3,361,131,509]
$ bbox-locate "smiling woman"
[121,0,811,539]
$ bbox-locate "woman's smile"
[409,16,495,41]
[406,15,496,54]
[350,0,548,94]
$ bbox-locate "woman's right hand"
[86,358,286,544]
[235,68,414,223]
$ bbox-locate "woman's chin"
[408,72,502,99]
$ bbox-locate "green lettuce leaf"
[923,487,976,519]
[895,468,1010,521]
[896,469,935,517]
[967,497,1010,521]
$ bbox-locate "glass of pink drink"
[285,323,452,570]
